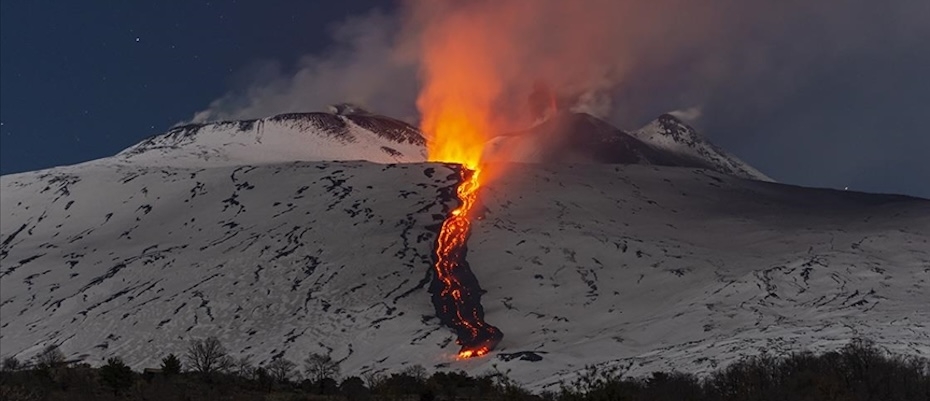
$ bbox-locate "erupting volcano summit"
[417,95,506,357]
[414,14,513,356]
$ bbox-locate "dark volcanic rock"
[489,112,692,166]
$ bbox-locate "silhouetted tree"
[234,355,255,379]
[403,364,428,382]
[217,355,235,374]
[266,358,296,383]
[185,336,227,375]
[427,370,494,398]
[375,371,428,397]
[33,345,66,371]
[160,354,182,375]
[318,377,339,395]
[340,376,371,401]
[0,336,924,401]
[643,371,703,401]
[254,366,274,391]
[488,365,535,400]
[1,356,22,372]
[99,357,134,395]
[304,352,340,385]
[362,370,384,389]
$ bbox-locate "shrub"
[1,356,22,372]
[99,357,134,395]
[339,376,370,401]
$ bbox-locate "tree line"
[1,338,928,400]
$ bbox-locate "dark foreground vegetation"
[1,339,927,401]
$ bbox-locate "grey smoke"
[189,10,419,124]
[188,0,929,197]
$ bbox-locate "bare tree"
[217,355,235,374]
[1,356,22,372]
[234,355,255,379]
[266,358,296,383]
[304,352,340,383]
[185,337,228,375]
[34,345,65,370]
[402,364,427,382]
[362,370,384,388]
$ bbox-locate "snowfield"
[469,163,928,388]
[1,111,928,390]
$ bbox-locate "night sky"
[2,1,928,198]
[0,1,380,174]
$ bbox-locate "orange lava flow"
[415,1,507,360]
[432,168,502,359]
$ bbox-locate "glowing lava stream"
[431,167,503,359]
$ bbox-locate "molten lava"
[419,38,504,358]
[430,168,502,359]
[414,1,508,359]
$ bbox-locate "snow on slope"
[2,155,928,390]
[469,164,928,388]
[115,112,426,168]
[630,114,772,182]
[0,161,459,375]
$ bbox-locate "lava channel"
[429,167,503,359]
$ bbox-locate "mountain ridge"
[485,111,771,182]
[113,108,770,182]
[116,111,427,168]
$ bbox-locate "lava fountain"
[420,101,503,359]
[413,1,528,359]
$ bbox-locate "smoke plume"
[188,10,419,124]
[189,0,929,139]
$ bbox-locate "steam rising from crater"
[189,0,929,135]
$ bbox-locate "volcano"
[1,108,927,390]
[485,111,771,181]
[117,108,426,167]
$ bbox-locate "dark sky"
[2,1,928,198]
[0,1,380,174]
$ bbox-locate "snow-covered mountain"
[630,114,772,181]
[485,112,686,167]
[2,109,927,391]
[117,107,769,181]
[116,111,426,168]
[486,112,771,182]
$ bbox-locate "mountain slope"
[470,164,927,388]
[486,112,772,182]
[2,155,927,390]
[0,161,453,375]
[485,112,688,166]
[630,114,772,181]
